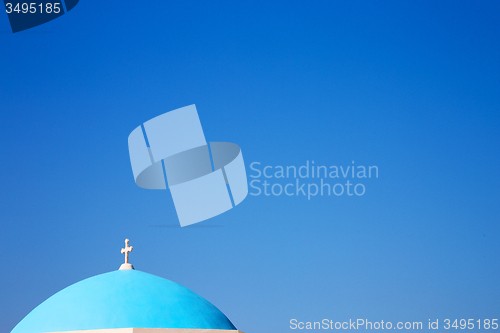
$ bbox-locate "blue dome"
[11,269,236,333]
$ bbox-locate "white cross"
[121,239,133,264]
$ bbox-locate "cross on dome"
[119,238,135,270]
[121,239,133,263]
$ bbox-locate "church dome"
[11,269,237,333]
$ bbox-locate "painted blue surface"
[11,270,236,333]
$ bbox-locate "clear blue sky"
[1,1,499,332]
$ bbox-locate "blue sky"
[0,1,499,332]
